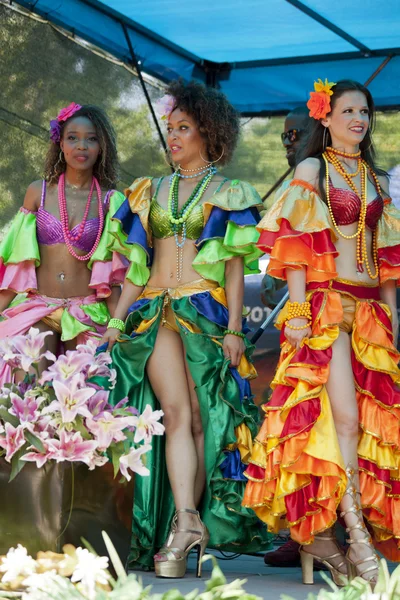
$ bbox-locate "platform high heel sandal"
[340,465,379,587]
[300,531,348,587]
[154,508,210,579]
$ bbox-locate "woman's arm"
[100,278,144,350]
[380,280,398,343]
[284,267,312,349]
[223,256,245,367]
[0,182,41,314]
[105,287,121,317]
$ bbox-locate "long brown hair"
[296,80,387,201]
[44,105,119,188]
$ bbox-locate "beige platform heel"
[340,466,379,586]
[154,508,210,578]
[300,530,348,586]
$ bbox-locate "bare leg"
[304,332,377,580]
[184,361,206,507]
[146,325,201,559]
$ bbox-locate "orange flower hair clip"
[307,78,336,120]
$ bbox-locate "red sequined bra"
[329,178,383,230]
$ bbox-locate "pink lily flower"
[0,338,20,368]
[9,392,43,426]
[85,412,131,451]
[86,390,110,418]
[76,339,98,356]
[119,444,152,480]
[47,430,98,464]
[12,328,56,372]
[129,404,165,444]
[40,351,92,385]
[86,452,109,471]
[43,375,95,423]
[21,441,53,468]
[0,423,26,462]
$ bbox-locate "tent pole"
[364,55,394,87]
[120,21,170,158]
[261,167,293,202]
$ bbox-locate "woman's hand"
[100,328,121,352]
[223,334,245,367]
[284,318,312,349]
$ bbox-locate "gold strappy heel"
[300,530,348,586]
[340,465,379,586]
[154,508,210,578]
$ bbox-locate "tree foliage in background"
[0,3,399,228]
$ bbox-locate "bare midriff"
[36,245,93,298]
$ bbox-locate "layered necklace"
[168,165,217,281]
[323,146,381,280]
[58,172,104,261]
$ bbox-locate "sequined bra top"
[149,176,228,240]
[329,178,383,230]
[36,180,111,251]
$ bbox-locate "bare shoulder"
[377,174,390,198]
[293,158,321,187]
[23,180,43,211]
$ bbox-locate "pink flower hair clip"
[49,102,82,143]
[155,94,176,121]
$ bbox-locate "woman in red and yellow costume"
[243,79,400,586]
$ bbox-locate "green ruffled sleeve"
[107,178,153,287]
[0,208,40,292]
[192,180,263,287]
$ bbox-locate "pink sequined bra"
[36,181,111,251]
[329,178,383,230]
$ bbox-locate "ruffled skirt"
[243,279,400,561]
[106,278,272,569]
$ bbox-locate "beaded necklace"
[167,167,217,281]
[322,148,380,280]
[58,173,104,261]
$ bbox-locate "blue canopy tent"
[11,0,400,116]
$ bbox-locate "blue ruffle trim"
[113,199,153,265]
[220,449,247,481]
[189,291,250,334]
[196,206,260,250]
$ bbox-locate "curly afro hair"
[44,105,119,188]
[166,80,240,166]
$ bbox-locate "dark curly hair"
[44,105,119,188]
[166,80,240,166]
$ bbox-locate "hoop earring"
[199,147,224,165]
[55,150,65,171]
[162,149,175,169]
[322,128,328,150]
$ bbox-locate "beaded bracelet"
[285,320,311,330]
[224,329,246,339]
[107,318,125,332]
[286,301,312,321]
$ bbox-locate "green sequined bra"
[149,177,204,240]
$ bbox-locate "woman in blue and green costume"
[101,80,272,576]
[0,103,127,380]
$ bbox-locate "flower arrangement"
[49,102,82,143]
[0,533,262,600]
[0,328,164,481]
[307,78,336,120]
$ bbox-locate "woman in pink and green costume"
[100,81,272,575]
[0,103,127,379]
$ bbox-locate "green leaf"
[74,416,92,440]
[102,530,127,582]
[0,406,19,427]
[25,430,45,453]
[110,440,125,478]
[9,444,29,481]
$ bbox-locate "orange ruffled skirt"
[243,279,400,561]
